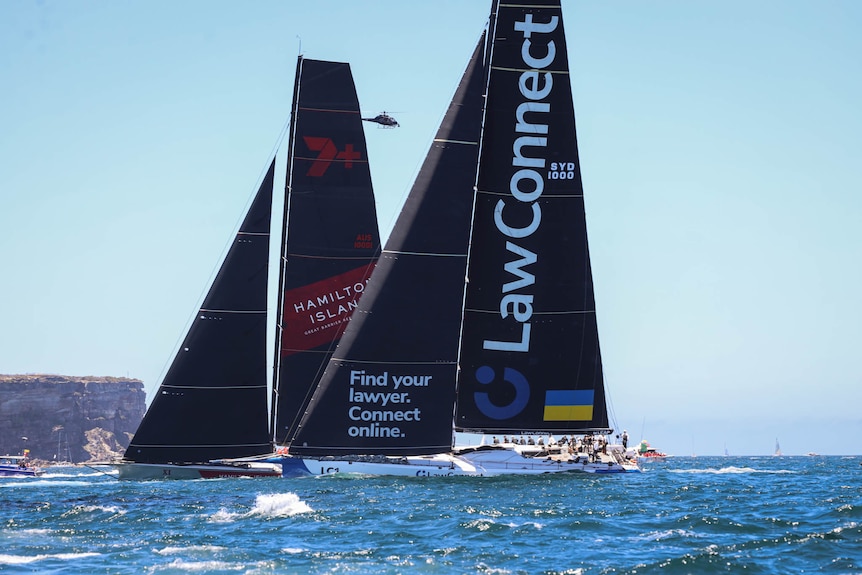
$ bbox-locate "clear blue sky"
[2,1,860,456]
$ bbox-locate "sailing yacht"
[115,57,381,480]
[283,0,638,475]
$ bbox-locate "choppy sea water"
[1,455,860,574]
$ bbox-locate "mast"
[452,1,499,433]
[271,55,305,440]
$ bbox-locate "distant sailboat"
[774,438,782,456]
[115,56,380,480]
[284,0,637,475]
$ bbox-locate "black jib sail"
[272,57,381,445]
[289,37,488,457]
[124,161,275,464]
[455,0,610,435]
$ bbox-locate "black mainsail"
[290,37,488,456]
[272,57,381,445]
[125,161,275,464]
[455,0,610,435]
[290,0,611,459]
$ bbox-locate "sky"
[1,1,860,457]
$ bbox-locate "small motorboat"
[0,453,44,477]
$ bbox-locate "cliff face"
[0,374,146,463]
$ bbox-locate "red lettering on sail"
[303,137,362,177]
[353,233,374,249]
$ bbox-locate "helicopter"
[362,111,399,128]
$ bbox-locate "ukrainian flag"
[543,390,594,421]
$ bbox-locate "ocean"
[1,455,860,574]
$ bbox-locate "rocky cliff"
[0,374,146,463]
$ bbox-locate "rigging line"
[433,138,479,146]
[150,118,289,401]
[82,464,121,480]
[130,443,271,449]
[491,65,569,75]
[605,374,621,439]
[465,308,595,315]
[161,384,267,390]
[334,358,457,366]
[285,253,379,261]
[199,309,267,314]
[382,249,467,257]
[499,2,561,6]
[280,347,332,355]
[476,188,583,198]
[297,106,361,114]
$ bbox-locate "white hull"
[456,445,639,475]
[280,447,639,477]
[288,453,484,477]
[115,461,282,480]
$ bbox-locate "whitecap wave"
[505,520,544,530]
[0,552,100,565]
[67,504,126,515]
[8,528,52,536]
[249,493,312,517]
[149,558,242,572]
[670,466,796,474]
[0,479,94,488]
[642,528,700,541]
[209,492,312,522]
[42,470,116,479]
[154,545,226,556]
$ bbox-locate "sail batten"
[198,309,266,314]
[159,385,268,390]
[285,253,378,260]
[381,250,468,257]
[490,66,569,75]
[477,189,583,198]
[297,106,362,114]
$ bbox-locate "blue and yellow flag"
[543,390,594,421]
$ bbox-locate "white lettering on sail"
[291,281,366,314]
[346,370,431,439]
[483,12,557,354]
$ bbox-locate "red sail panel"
[280,265,372,356]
